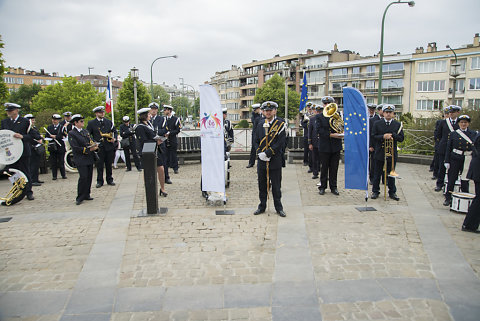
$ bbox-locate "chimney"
[40,69,45,75]
[306,49,314,55]
[474,33,479,47]
[333,43,338,52]
[415,47,424,54]
[427,42,437,52]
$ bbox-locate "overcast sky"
[1,0,479,89]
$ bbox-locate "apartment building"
[409,34,480,118]
[76,74,122,105]
[3,67,63,93]
[209,65,242,122]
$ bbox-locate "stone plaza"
[0,159,479,321]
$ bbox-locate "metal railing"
[398,129,434,155]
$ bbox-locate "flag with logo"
[299,72,308,112]
[343,87,369,191]
[105,75,112,113]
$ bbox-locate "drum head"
[0,129,24,165]
[451,192,475,199]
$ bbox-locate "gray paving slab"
[272,281,318,307]
[377,278,442,300]
[272,306,322,321]
[0,290,69,317]
[163,285,224,310]
[224,283,272,308]
[60,313,111,321]
[64,287,116,314]
[317,279,390,304]
[114,287,165,312]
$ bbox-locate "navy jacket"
[86,118,117,152]
[308,114,320,147]
[467,132,480,182]
[372,119,404,161]
[316,114,343,153]
[1,116,32,157]
[436,118,459,155]
[68,128,95,166]
[254,117,286,170]
[46,123,67,153]
[445,128,477,164]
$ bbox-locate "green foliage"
[34,108,58,131]
[253,73,300,121]
[150,84,170,107]
[0,35,8,105]
[9,84,43,114]
[466,109,480,131]
[171,96,190,119]
[31,77,104,118]
[235,119,250,128]
[191,97,200,120]
[116,73,151,123]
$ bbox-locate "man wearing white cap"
[25,114,44,186]
[47,113,67,180]
[163,104,181,183]
[120,116,141,171]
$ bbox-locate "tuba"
[1,169,27,206]
[383,137,399,200]
[323,103,344,133]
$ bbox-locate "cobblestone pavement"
[0,160,479,321]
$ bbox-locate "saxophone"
[98,129,115,143]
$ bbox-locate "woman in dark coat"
[462,131,480,233]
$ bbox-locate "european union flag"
[299,72,308,112]
[343,87,369,191]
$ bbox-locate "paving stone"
[163,285,223,310]
[224,283,271,308]
[114,287,165,312]
[0,291,69,317]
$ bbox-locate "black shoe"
[246,164,254,168]
[461,226,480,234]
[202,191,209,199]
[137,168,142,172]
[312,175,319,179]
[443,199,451,206]
[62,176,67,179]
[159,190,168,197]
[318,188,325,195]
[174,170,179,174]
[52,177,57,180]
[27,194,34,201]
[371,193,379,199]
[107,182,115,186]
[126,169,132,172]
[431,176,437,180]
[253,208,265,215]
[434,186,442,192]
[76,200,82,205]
[307,169,313,173]
[96,183,103,188]
[331,188,339,196]
[31,182,42,187]
[429,168,434,172]
[85,197,94,201]
[37,180,44,184]
[166,179,172,184]
[303,162,308,166]
[389,193,400,201]
[277,210,286,217]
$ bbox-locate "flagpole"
[108,70,114,125]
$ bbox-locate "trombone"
[384,137,399,200]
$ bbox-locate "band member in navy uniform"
[47,114,67,180]
[1,103,34,200]
[371,104,404,200]
[247,103,262,168]
[308,104,322,180]
[432,107,450,180]
[60,111,73,134]
[223,107,234,151]
[68,114,97,205]
[135,107,168,196]
[302,102,313,169]
[462,131,480,233]
[120,116,141,172]
[25,114,43,186]
[149,102,162,128]
[163,104,181,182]
[435,105,461,191]
[87,106,117,188]
[443,114,477,206]
[253,101,286,217]
[367,104,379,183]
[317,96,343,196]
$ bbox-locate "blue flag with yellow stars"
[343,87,369,191]
[299,73,308,112]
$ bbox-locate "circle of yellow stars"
[344,112,367,135]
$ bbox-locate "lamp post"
[377,1,415,105]
[283,66,290,125]
[183,83,196,119]
[131,67,139,124]
[446,45,461,105]
[150,55,177,102]
[88,67,94,75]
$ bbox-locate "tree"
[9,84,43,113]
[191,97,200,120]
[116,73,151,123]
[253,73,300,121]
[171,96,190,119]
[235,119,250,128]
[151,84,170,107]
[31,77,104,118]
[0,35,8,105]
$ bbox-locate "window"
[383,96,402,105]
[3,77,24,84]
[352,67,360,75]
[454,59,466,73]
[418,60,446,73]
[468,99,480,110]
[332,82,347,93]
[366,65,375,75]
[453,99,463,107]
[331,68,347,77]
[227,114,240,121]
[244,100,253,107]
[32,79,45,85]
[306,70,325,83]
[366,97,375,104]
[416,99,444,111]
[383,62,404,72]
[46,80,52,85]
[246,77,257,85]
[417,80,445,92]
[226,92,239,99]
[352,81,361,89]
[382,78,403,88]
[469,78,480,90]
[471,56,480,69]
[220,94,227,100]
[264,74,273,82]
[455,79,465,93]
[226,103,239,110]
[365,80,375,89]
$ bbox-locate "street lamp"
[446,44,461,105]
[131,67,139,123]
[183,83,196,118]
[283,66,290,125]
[150,55,178,102]
[377,1,415,105]
[88,67,94,75]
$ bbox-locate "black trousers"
[445,159,469,201]
[50,151,66,178]
[368,151,375,182]
[124,146,141,171]
[10,156,33,197]
[463,181,480,231]
[257,165,283,212]
[164,144,178,179]
[29,151,40,183]
[432,151,440,178]
[77,164,93,202]
[311,147,320,176]
[436,153,447,188]
[319,151,340,190]
[96,147,114,184]
[372,159,397,195]
[248,145,256,166]
[303,137,309,165]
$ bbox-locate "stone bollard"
[139,142,167,215]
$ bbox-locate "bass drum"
[64,150,77,173]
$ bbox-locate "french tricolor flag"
[105,75,112,113]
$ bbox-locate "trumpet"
[0,170,27,206]
[323,103,344,133]
[98,129,115,143]
[383,137,399,200]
